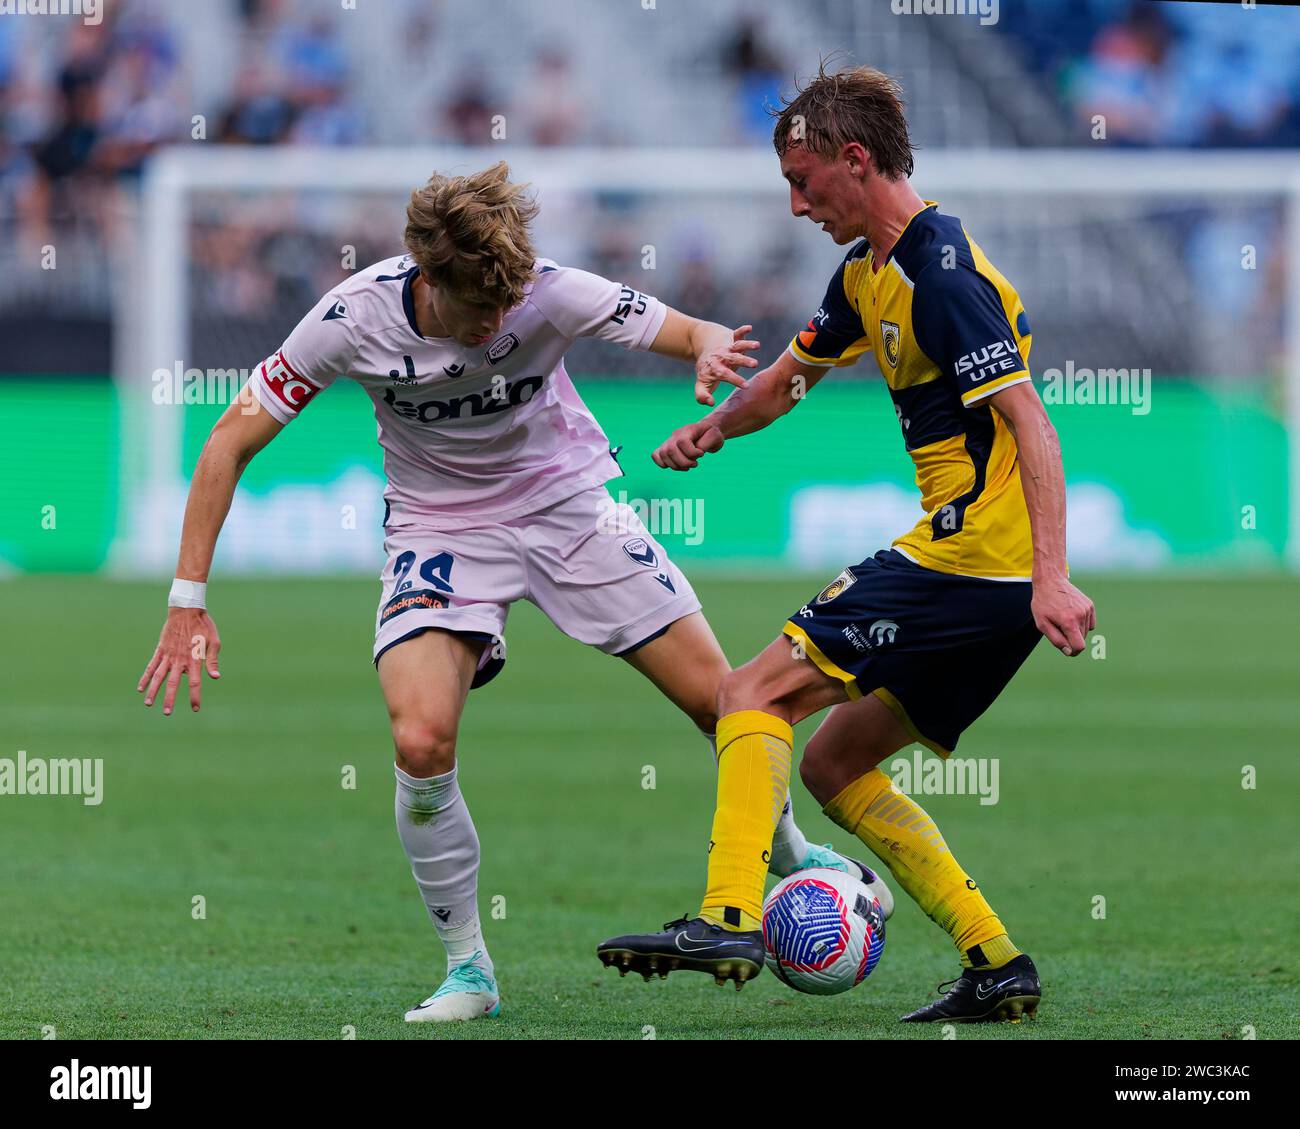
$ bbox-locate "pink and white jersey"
[249,254,667,528]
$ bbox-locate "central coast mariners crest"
[880,320,901,369]
[816,568,857,605]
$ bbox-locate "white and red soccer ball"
[762,867,887,995]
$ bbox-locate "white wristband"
[168,578,207,609]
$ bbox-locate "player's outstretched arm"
[653,349,828,470]
[646,308,761,406]
[137,391,284,715]
[990,381,1096,656]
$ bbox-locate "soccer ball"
[762,867,886,995]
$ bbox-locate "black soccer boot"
[900,953,1041,1022]
[597,915,764,989]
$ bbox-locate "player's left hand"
[695,325,760,406]
[138,606,223,714]
[1031,577,1095,657]
[654,420,725,470]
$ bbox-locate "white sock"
[394,763,492,976]
[704,733,808,877]
[768,792,811,877]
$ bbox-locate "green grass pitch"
[1,574,1296,1040]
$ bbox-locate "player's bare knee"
[717,665,768,717]
[673,678,718,735]
[692,664,727,734]
[691,711,718,738]
[799,750,837,806]
[687,693,719,736]
[716,670,747,716]
[391,718,457,778]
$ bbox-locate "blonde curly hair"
[404,161,540,309]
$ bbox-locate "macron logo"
[50,1060,151,1110]
[322,299,348,322]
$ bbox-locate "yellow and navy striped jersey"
[790,201,1035,580]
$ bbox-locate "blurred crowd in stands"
[1,0,1297,377]
[0,0,811,354]
[1005,0,1300,147]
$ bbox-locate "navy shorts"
[783,550,1041,755]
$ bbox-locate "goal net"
[113,146,1300,574]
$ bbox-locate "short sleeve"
[249,292,358,423]
[912,264,1030,407]
[788,252,871,368]
[529,266,667,349]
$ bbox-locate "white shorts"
[373,486,701,687]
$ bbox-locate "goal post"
[112,146,1300,574]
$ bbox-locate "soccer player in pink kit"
[137,162,891,1022]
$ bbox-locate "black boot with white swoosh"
[900,954,1041,1022]
[597,916,765,988]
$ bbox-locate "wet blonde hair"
[772,62,914,181]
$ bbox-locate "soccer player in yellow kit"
[597,65,1095,1022]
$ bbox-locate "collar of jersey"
[400,266,426,338]
[402,267,463,346]
[870,199,939,273]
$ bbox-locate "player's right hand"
[694,324,760,406]
[653,420,725,471]
[138,607,222,715]
[1031,578,1095,658]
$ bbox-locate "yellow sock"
[824,768,1021,968]
[699,710,793,932]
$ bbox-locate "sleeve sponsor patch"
[609,284,649,327]
[911,265,1028,406]
[259,352,323,415]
